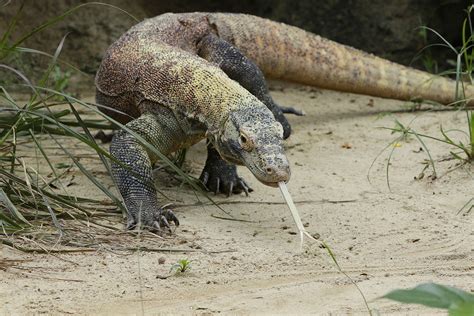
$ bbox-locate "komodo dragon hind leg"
[110,108,183,232]
[197,33,301,139]
[199,142,253,196]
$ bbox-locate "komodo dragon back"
[96,13,261,129]
[208,13,472,106]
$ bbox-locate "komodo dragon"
[95,12,471,231]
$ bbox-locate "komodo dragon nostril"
[265,167,274,174]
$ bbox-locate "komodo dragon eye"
[239,131,254,151]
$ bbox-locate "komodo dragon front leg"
[200,143,253,196]
[196,33,299,196]
[110,105,182,231]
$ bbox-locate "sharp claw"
[238,177,253,196]
[173,216,180,226]
[239,179,249,196]
[244,183,253,193]
[152,220,162,232]
[201,172,209,185]
[227,182,233,197]
[126,218,136,230]
[215,178,220,195]
[158,209,179,227]
[160,215,171,230]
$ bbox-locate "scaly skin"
[209,13,473,105]
[96,13,471,231]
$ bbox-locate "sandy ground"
[1,83,473,315]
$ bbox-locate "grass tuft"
[370,6,473,197]
[0,1,230,253]
[0,2,210,252]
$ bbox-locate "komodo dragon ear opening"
[208,117,245,165]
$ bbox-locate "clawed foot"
[200,163,253,197]
[127,207,179,233]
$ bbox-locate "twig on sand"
[178,198,357,208]
[210,214,258,223]
[2,239,97,253]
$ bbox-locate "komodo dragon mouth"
[244,157,291,187]
[259,180,283,188]
[255,171,290,188]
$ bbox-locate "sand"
[1,82,473,315]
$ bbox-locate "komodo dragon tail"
[210,13,472,106]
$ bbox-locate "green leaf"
[383,283,474,312]
[450,302,474,316]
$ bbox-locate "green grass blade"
[440,124,471,159]
[469,111,474,158]
[49,132,125,213]
[0,188,30,225]
[68,101,112,175]
[23,166,64,234]
[411,130,437,177]
[35,34,69,100]
[0,211,23,231]
[9,2,138,52]
[418,26,458,54]
[2,107,113,158]
[321,241,372,315]
[449,151,465,161]
[382,126,467,151]
[3,46,84,74]
[384,137,402,191]
[66,101,125,213]
[0,169,92,216]
[0,1,23,55]
[0,64,43,105]
[28,129,70,196]
[457,197,473,215]
[462,19,470,76]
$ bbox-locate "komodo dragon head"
[212,106,291,187]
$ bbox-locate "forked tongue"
[278,181,318,250]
